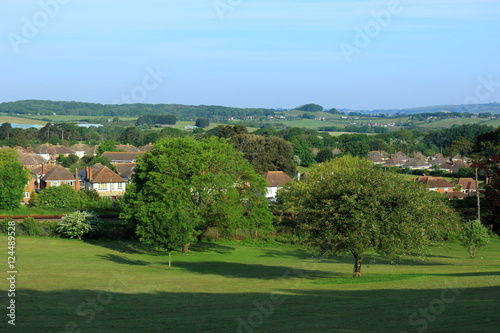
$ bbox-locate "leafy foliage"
[121,137,274,266]
[32,184,81,209]
[195,118,210,128]
[0,150,29,210]
[56,211,101,240]
[279,155,459,277]
[293,103,323,112]
[459,220,491,257]
[228,134,296,177]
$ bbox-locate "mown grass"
[0,235,499,332]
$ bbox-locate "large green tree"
[120,137,274,267]
[0,149,29,210]
[279,155,458,277]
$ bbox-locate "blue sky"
[1,0,499,110]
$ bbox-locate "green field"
[0,116,46,125]
[1,235,499,332]
[417,117,500,129]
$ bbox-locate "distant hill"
[1,100,499,121]
[0,100,276,121]
[343,103,500,115]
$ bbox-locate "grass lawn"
[1,236,499,332]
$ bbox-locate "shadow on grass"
[258,248,313,260]
[84,240,235,257]
[15,286,500,333]
[318,254,449,267]
[190,242,235,254]
[430,271,500,278]
[83,239,165,256]
[97,254,150,266]
[173,261,335,280]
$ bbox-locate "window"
[24,192,30,198]
[117,183,123,189]
[97,183,107,190]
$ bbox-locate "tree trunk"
[182,243,190,254]
[352,252,362,277]
[168,251,172,269]
[469,246,476,258]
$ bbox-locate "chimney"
[41,163,45,175]
[86,166,93,181]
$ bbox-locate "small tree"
[56,211,101,240]
[459,220,490,257]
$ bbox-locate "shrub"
[33,184,80,209]
[56,211,102,240]
[20,217,44,236]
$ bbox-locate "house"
[439,160,469,173]
[413,152,427,161]
[113,163,136,183]
[36,145,76,163]
[446,191,468,200]
[22,174,36,204]
[34,164,80,191]
[368,155,386,164]
[368,151,388,160]
[80,164,127,198]
[263,171,293,200]
[383,157,405,167]
[115,144,139,152]
[70,143,94,158]
[415,176,454,193]
[101,151,146,163]
[17,153,48,170]
[393,152,409,162]
[138,143,153,152]
[457,178,478,195]
[404,157,430,170]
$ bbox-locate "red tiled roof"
[416,176,454,188]
[42,165,76,181]
[90,165,126,183]
[457,178,477,190]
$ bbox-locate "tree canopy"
[228,134,296,177]
[0,148,29,210]
[278,155,458,277]
[120,137,274,267]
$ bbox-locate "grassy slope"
[1,236,499,332]
[418,118,500,129]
